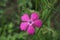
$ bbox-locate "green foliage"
[0,0,60,40]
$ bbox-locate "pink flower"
[20,12,42,35]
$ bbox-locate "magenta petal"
[31,12,39,20]
[27,25,35,35]
[21,14,29,21]
[34,19,42,28]
[20,22,28,31]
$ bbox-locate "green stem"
[37,10,51,34]
[35,0,37,10]
[37,0,57,35]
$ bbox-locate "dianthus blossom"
[20,12,42,35]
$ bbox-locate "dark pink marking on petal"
[27,25,35,35]
[20,22,28,31]
[21,14,29,21]
[31,12,39,20]
[33,19,42,28]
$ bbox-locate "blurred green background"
[0,0,60,40]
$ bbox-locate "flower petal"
[33,19,42,28]
[27,25,35,35]
[21,14,29,21]
[20,22,28,31]
[31,12,39,20]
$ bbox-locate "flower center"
[28,20,33,25]
[29,21,32,24]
